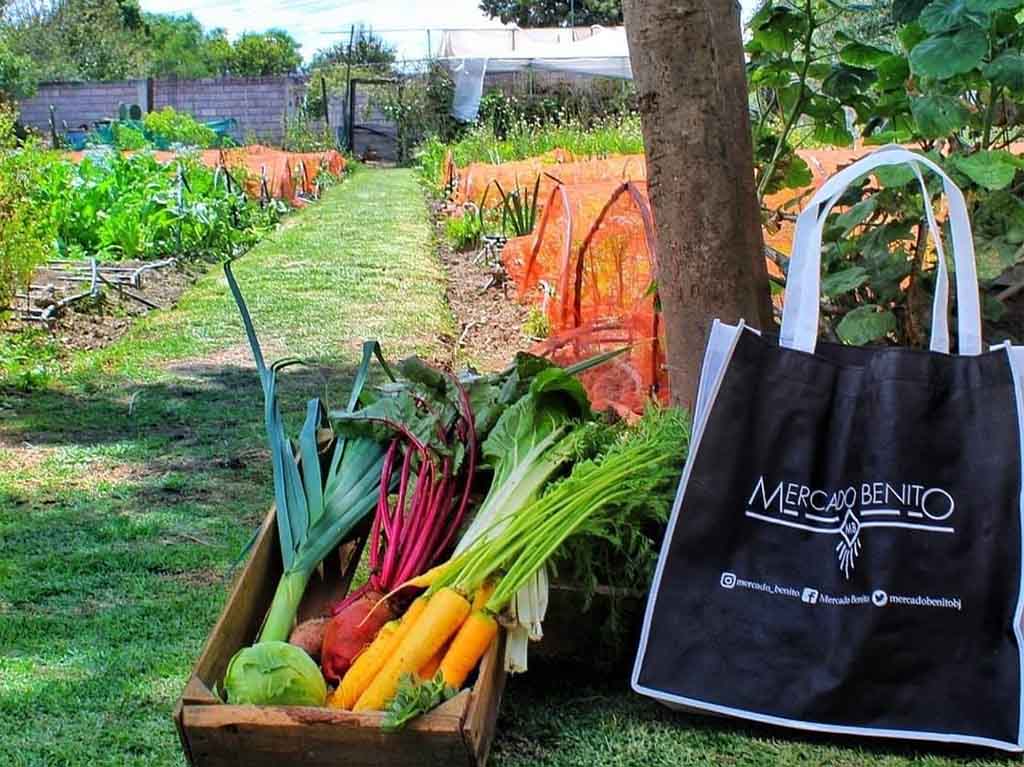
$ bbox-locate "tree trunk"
[623,0,773,409]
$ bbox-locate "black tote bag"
[632,147,1024,751]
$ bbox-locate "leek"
[225,259,392,644]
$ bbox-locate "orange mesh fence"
[64,145,347,206]
[535,314,665,418]
[454,153,645,209]
[290,150,347,195]
[499,178,666,415]
[215,146,298,205]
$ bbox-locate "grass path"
[0,166,1008,767]
[0,167,451,766]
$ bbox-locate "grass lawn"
[0,166,1011,767]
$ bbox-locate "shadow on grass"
[0,362,375,766]
[0,360,367,453]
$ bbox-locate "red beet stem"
[433,378,478,555]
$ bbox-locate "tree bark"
[623,0,773,409]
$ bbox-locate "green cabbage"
[224,641,327,706]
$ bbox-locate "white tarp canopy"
[437,26,632,121]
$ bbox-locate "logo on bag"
[801,587,819,604]
[720,572,737,589]
[746,477,956,578]
[872,589,888,607]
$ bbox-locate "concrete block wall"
[152,75,307,143]
[20,79,147,132]
[17,75,310,144]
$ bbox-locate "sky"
[137,0,507,62]
[138,0,761,63]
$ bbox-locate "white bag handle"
[779,145,982,356]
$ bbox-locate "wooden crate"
[174,509,507,767]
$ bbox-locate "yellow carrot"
[354,587,471,711]
[471,579,496,612]
[405,561,450,589]
[439,610,498,690]
[373,561,453,615]
[335,597,428,709]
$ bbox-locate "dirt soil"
[435,220,532,373]
[3,260,203,354]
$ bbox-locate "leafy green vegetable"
[382,672,457,731]
[437,407,691,616]
[224,641,327,706]
[552,409,690,605]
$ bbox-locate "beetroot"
[289,617,329,661]
[320,591,395,683]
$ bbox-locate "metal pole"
[321,75,330,128]
[343,24,356,152]
[571,0,575,26]
[347,78,356,153]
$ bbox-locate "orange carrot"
[353,587,470,711]
[471,579,496,612]
[439,610,498,690]
[417,643,448,680]
[335,596,428,709]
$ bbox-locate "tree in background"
[623,0,773,407]
[3,3,302,81]
[5,0,148,81]
[479,0,622,26]
[305,27,396,120]
[0,34,35,99]
[142,14,231,78]
[309,25,395,71]
[225,29,301,77]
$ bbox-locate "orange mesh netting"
[501,178,666,415]
[290,150,347,195]
[454,153,645,209]
[213,146,298,205]
[64,145,346,206]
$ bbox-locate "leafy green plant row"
[418,113,644,188]
[33,150,283,263]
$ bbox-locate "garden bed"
[3,259,203,354]
[434,212,531,372]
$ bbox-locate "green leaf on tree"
[836,305,898,345]
[875,55,912,90]
[983,293,1008,322]
[909,27,987,78]
[965,0,1023,11]
[952,151,1020,189]
[984,52,1024,91]
[974,235,1022,279]
[747,5,806,53]
[919,0,988,33]
[781,154,814,189]
[894,0,934,21]
[899,21,929,52]
[749,61,796,89]
[839,42,895,67]
[834,197,879,232]
[822,266,870,296]
[872,163,920,186]
[910,94,970,137]
[822,64,876,101]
